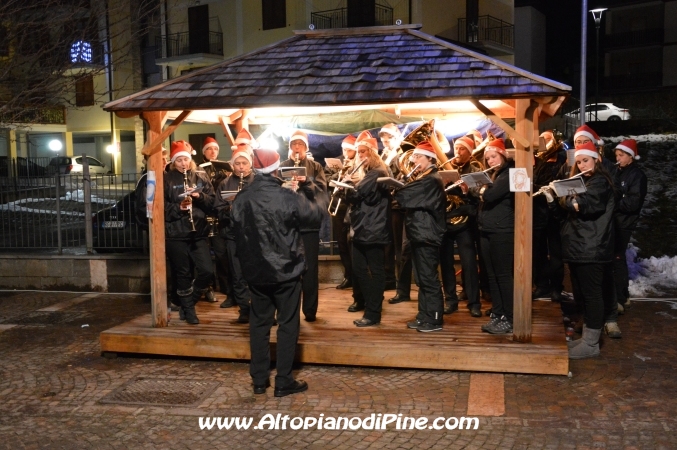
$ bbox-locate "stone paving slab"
[0,292,676,448]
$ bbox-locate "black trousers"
[480,232,514,321]
[301,231,319,319]
[248,278,302,388]
[226,239,251,314]
[352,242,386,322]
[210,233,232,296]
[474,227,491,296]
[166,238,213,295]
[441,226,480,308]
[412,243,444,325]
[383,210,398,287]
[395,229,414,297]
[613,228,633,305]
[533,219,564,294]
[331,208,352,280]
[569,262,616,329]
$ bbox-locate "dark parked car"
[0,156,47,177]
[92,192,147,252]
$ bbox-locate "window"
[262,0,286,30]
[87,157,103,167]
[75,75,95,106]
[0,25,8,57]
[70,40,93,63]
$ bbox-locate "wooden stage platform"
[100,285,569,376]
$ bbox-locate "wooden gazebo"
[101,25,570,375]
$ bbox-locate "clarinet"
[183,169,197,232]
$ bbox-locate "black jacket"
[393,168,446,246]
[214,171,255,239]
[231,174,326,285]
[345,167,391,246]
[613,163,647,231]
[280,157,328,232]
[477,161,515,234]
[554,171,615,263]
[532,156,566,230]
[164,168,215,240]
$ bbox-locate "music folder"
[178,185,203,198]
[324,158,343,171]
[203,160,233,173]
[278,166,307,180]
[329,180,355,191]
[377,177,404,189]
[550,177,587,197]
[438,170,460,185]
[460,171,492,188]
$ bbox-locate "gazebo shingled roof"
[104,24,570,113]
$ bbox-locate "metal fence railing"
[0,156,146,254]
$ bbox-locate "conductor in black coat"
[231,149,326,397]
[344,137,392,327]
[394,141,447,333]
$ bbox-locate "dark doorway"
[347,0,375,27]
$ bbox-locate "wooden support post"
[513,99,539,342]
[218,116,235,147]
[141,111,169,327]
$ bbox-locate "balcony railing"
[154,31,223,59]
[0,105,67,125]
[458,15,514,49]
[310,3,393,29]
[604,28,664,49]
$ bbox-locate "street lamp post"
[580,0,588,126]
[590,8,607,122]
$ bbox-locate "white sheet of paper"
[509,168,530,192]
[324,158,343,170]
[551,177,587,197]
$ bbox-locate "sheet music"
[278,166,307,180]
[377,177,404,189]
[551,177,587,197]
[460,171,492,188]
[438,170,460,185]
[324,158,343,171]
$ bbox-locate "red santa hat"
[468,129,483,147]
[540,130,554,142]
[574,141,600,159]
[574,124,604,146]
[412,141,437,159]
[341,134,356,150]
[615,139,640,160]
[231,149,253,166]
[378,123,401,138]
[454,135,476,153]
[202,136,219,153]
[485,138,507,159]
[355,130,379,152]
[231,129,257,151]
[252,148,280,174]
[289,130,309,149]
[170,140,192,163]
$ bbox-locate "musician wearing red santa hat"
[279,130,328,322]
[606,139,647,337]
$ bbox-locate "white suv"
[565,103,631,122]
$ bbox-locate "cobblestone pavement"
[0,290,676,449]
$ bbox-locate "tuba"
[470,130,497,163]
[535,129,564,162]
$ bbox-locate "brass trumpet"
[535,129,564,162]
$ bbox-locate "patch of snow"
[628,244,677,297]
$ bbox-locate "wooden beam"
[471,99,529,147]
[512,99,539,343]
[140,111,169,328]
[218,116,235,147]
[141,110,192,156]
[114,111,141,119]
[234,109,250,134]
[228,110,243,123]
[536,95,568,117]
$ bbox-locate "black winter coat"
[214,171,255,239]
[164,168,215,240]
[554,171,615,263]
[280,157,328,232]
[231,174,326,285]
[393,168,446,246]
[477,161,515,234]
[345,167,391,246]
[613,163,647,231]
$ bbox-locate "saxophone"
[182,169,197,232]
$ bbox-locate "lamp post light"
[48,139,63,153]
[590,8,607,122]
[106,143,119,175]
